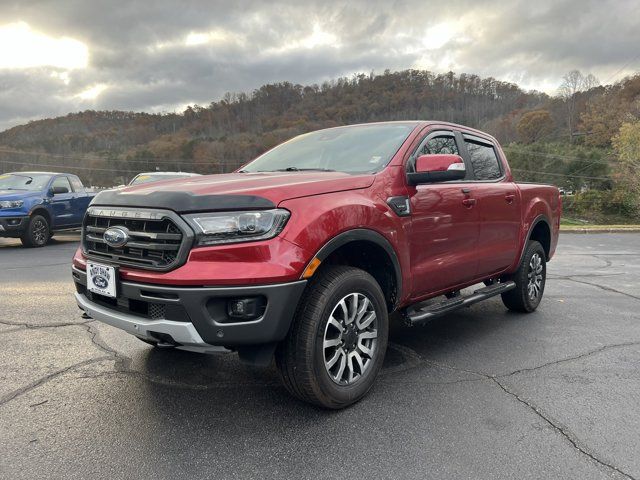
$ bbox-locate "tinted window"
[51,176,72,193]
[465,140,501,180]
[420,135,459,155]
[69,176,84,192]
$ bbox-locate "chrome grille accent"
[82,207,193,271]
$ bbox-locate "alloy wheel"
[32,219,47,245]
[527,253,544,300]
[323,292,378,385]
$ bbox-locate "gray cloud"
[0,0,638,131]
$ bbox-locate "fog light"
[227,297,266,321]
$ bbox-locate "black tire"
[275,265,389,409]
[20,214,50,248]
[501,240,546,313]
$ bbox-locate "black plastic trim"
[82,207,194,272]
[90,190,275,213]
[311,228,403,307]
[73,266,307,346]
[0,216,28,236]
[517,215,551,264]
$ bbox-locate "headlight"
[184,209,290,246]
[0,200,24,209]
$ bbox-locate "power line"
[0,159,142,174]
[0,147,244,166]
[511,168,611,180]
[503,146,615,165]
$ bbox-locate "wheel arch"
[520,215,551,262]
[29,206,52,226]
[306,229,402,312]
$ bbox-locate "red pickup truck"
[72,121,561,408]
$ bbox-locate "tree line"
[0,68,638,222]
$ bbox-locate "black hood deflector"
[91,189,275,213]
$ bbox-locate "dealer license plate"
[87,262,118,298]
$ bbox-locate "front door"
[407,130,480,299]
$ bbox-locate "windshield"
[242,123,415,174]
[129,174,194,185]
[0,173,52,191]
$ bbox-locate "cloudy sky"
[0,0,638,131]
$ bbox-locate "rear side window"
[464,140,502,180]
[69,176,84,192]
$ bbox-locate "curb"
[561,228,640,234]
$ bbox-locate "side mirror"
[407,154,466,185]
[50,186,69,195]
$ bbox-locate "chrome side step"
[404,281,516,326]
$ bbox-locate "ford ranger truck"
[72,121,561,409]
[0,172,95,247]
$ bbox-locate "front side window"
[242,123,416,174]
[464,140,502,180]
[419,135,459,156]
[51,176,72,192]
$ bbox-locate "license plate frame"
[86,262,119,298]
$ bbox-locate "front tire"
[501,240,546,312]
[20,214,50,248]
[275,265,389,409]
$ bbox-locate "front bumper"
[0,215,28,236]
[72,266,307,350]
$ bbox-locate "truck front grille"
[82,207,192,271]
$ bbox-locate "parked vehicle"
[0,172,95,247]
[128,171,201,186]
[72,121,561,408]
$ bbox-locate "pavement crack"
[81,322,132,371]
[499,341,640,378]
[0,356,111,408]
[558,277,640,301]
[0,319,91,329]
[491,377,637,480]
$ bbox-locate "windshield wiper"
[274,167,336,172]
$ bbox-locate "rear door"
[48,175,75,228]
[407,129,480,298]
[68,175,88,226]
[460,134,521,277]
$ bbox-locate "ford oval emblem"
[103,227,129,248]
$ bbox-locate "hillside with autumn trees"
[0,68,639,222]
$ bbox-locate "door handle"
[462,198,476,207]
[505,193,516,204]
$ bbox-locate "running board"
[404,281,516,326]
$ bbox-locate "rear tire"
[20,214,50,248]
[501,240,546,313]
[275,265,389,409]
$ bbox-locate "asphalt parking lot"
[1,233,639,480]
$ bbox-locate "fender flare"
[517,214,551,265]
[309,228,403,307]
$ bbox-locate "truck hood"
[91,172,375,213]
[0,190,40,201]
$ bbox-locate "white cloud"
[0,21,88,69]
